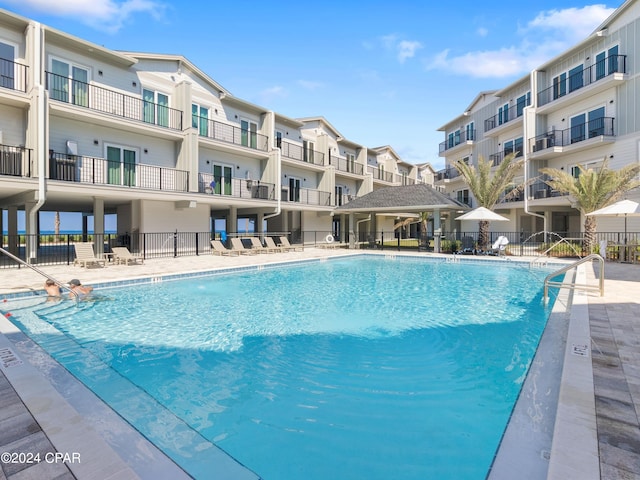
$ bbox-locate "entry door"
[289,177,301,202]
[213,164,232,195]
[0,42,15,89]
[107,146,136,186]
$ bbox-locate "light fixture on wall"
[132,81,137,87]
[93,139,99,145]
[98,70,103,76]
[144,148,148,154]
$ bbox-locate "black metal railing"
[439,129,475,154]
[529,117,615,153]
[199,118,269,152]
[49,152,189,191]
[526,177,569,199]
[329,154,364,174]
[434,167,460,181]
[484,103,528,131]
[537,54,626,107]
[0,57,28,92]
[279,140,325,165]
[395,174,416,185]
[280,186,331,206]
[0,144,32,177]
[45,72,183,130]
[334,193,357,207]
[488,149,522,167]
[2,230,638,267]
[367,166,394,182]
[198,173,275,200]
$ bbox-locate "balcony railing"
[329,154,364,175]
[537,54,626,107]
[1,57,28,93]
[395,174,416,185]
[198,118,269,152]
[198,173,274,200]
[484,103,528,131]
[439,129,475,154]
[334,193,357,207]
[529,117,615,152]
[527,178,569,200]
[0,144,32,177]
[488,149,522,167]
[281,186,331,206]
[279,140,325,165]
[49,152,189,191]
[434,167,460,181]
[45,72,183,131]
[367,166,394,182]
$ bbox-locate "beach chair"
[489,236,509,257]
[230,237,258,255]
[73,242,106,268]
[111,246,144,265]
[279,236,304,252]
[210,240,239,256]
[264,236,286,253]
[249,237,271,253]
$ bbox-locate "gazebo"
[334,184,468,252]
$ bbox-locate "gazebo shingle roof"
[335,184,467,212]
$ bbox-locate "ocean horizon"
[3,230,118,235]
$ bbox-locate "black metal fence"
[1,230,637,268]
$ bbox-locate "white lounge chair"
[279,236,304,252]
[249,237,271,253]
[210,240,239,256]
[490,236,509,256]
[230,237,258,255]
[111,246,144,265]
[73,242,106,268]
[264,236,286,253]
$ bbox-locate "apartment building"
[0,8,423,262]
[435,0,640,239]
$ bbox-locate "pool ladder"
[543,253,604,304]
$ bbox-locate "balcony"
[537,55,626,110]
[198,172,274,200]
[1,57,28,93]
[484,105,527,136]
[434,167,460,182]
[45,72,183,131]
[200,118,269,152]
[329,154,364,175]
[529,117,615,159]
[488,149,522,168]
[439,129,475,155]
[395,174,416,185]
[281,186,331,206]
[334,193,357,207]
[279,140,325,165]
[367,166,394,183]
[527,178,568,200]
[49,152,189,192]
[0,144,32,177]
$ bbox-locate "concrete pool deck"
[0,249,638,479]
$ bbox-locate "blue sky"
[0,0,619,169]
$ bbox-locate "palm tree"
[394,211,430,249]
[453,153,524,248]
[540,159,640,251]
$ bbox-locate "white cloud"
[477,27,488,37]
[298,80,324,91]
[427,4,615,79]
[378,34,422,63]
[2,0,166,33]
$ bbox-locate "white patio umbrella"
[455,207,509,222]
[586,199,640,242]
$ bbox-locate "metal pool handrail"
[0,247,78,301]
[543,253,604,304]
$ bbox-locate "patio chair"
[73,242,106,268]
[457,236,476,255]
[279,236,304,252]
[210,240,239,256]
[249,237,271,253]
[489,236,509,257]
[230,237,258,255]
[111,246,144,265]
[264,236,286,253]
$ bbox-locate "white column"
[94,197,105,255]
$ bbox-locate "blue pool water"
[6,256,556,480]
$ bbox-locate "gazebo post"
[433,208,441,253]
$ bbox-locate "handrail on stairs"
[0,247,79,301]
[543,253,604,304]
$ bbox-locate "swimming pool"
[5,256,556,480]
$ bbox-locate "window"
[588,107,606,137]
[595,51,606,80]
[457,189,470,206]
[514,137,523,157]
[289,177,301,202]
[50,58,89,106]
[516,93,530,117]
[191,104,209,137]
[0,41,15,89]
[461,156,470,165]
[608,45,619,74]
[553,73,567,99]
[275,131,282,148]
[498,103,509,125]
[143,89,169,127]
[570,114,586,143]
[335,185,345,206]
[211,163,232,195]
[346,153,356,172]
[571,107,606,144]
[241,119,257,149]
[106,145,136,186]
[568,64,584,93]
[466,122,474,141]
